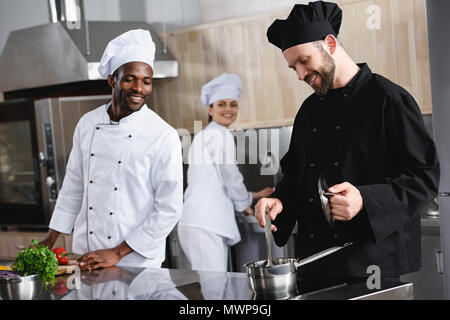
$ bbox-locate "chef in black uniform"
[255,1,440,283]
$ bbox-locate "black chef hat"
[267,1,342,51]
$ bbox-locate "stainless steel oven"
[0,95,110,227]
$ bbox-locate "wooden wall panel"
[150,0,432,132]
[242,21,260,124]
[0,231,72,259]
[373,0,399,84]
[412,0,432,114]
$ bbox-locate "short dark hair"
[314,36,344,50]
[112,67,121,80]
[208,104,213,123]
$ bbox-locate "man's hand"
[328,182,363,221]
[77,241,132,271]
[80,266,135,285]
[254,198,283,232]
[37,229,60,249]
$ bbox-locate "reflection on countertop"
[43,267,252,301]
[1,260,413,300]
[0,265,411,301]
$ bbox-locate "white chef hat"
[98,29,155,79]
[200,73,243,107]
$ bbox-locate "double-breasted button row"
[89,153,124,164]
[317,92,349,100]
[88,230,112,240]
[88,207,115,217]
[307,232,338,240]
[308,161,340,168]
[312,125,341,133]
[88,182,120,190]
[94,126,133,138]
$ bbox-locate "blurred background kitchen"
[0,0,448,300]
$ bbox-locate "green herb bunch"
[12,239,58,290]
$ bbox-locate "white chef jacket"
[178,121,252,246]
[63,268,187,300]
[49,103,183,268]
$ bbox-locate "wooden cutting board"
[56,259,78,276]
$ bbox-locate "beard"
[117,91,146,113]
[312,47,336,96]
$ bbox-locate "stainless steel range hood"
[0,20,179,93]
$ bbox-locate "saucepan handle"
[294,242,353,268]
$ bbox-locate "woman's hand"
[252,187,275,201]
[244,206,254,216]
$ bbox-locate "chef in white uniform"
[177,73,274,272]
[39,29,183,270]
[62,267,188,300]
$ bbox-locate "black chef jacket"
[272,63,440,279]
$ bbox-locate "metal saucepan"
[244,243,352,294]
[318,174,341,226]
[0,274,43,300]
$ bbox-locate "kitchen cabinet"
[400,214,444,300]
[151,0,432,132]
[0,230,72,259]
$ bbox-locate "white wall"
[199,0,309,23]
[0,0,201,54]
[84,0,121,21]
[145,0,201,34]
[85,0,201,34]
[1,0,303,55]
[0,0,49,53]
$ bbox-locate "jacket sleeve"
[271,109,306,246]
[49,122,84,234]
[216,163,253,212]
[125,129,183,260]
[357,91,440,243]
[215,129,252,212]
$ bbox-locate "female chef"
[177,73,274,272]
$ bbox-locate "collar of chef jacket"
[101,101,148,125]
[319,63,373,101]
[208,120,228,130]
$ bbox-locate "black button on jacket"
[271,64,440,278]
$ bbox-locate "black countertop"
[21,265,411,301]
